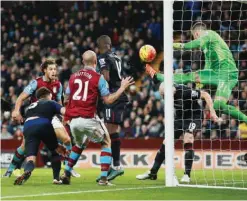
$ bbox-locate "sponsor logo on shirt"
[99,58,106,66]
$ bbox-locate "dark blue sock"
[24,161,35,172]
[110,133,121,167]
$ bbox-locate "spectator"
[1,124,13,139]
[133,117,143,138]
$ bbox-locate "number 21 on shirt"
[72,79,89,101]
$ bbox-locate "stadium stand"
[1,1,246,140]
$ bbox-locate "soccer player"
[60,50,134,185]
[96,35,129,181]
[3,59,72,184]
[136,82,218,182]
[147,22,247,123]
[14,87,68,185]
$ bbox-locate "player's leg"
[181,132,194,183]
[14,156,34,185]
[52,116,71,151]
[14,122,41,185]
[60,117,89,184]
[94,116,113,186]
[98,134,113,186]
[51,116,71,183]
[214,79,247,123]
[3,139,25,177]
[136,127,183,180]
[64,123,86,178]
[103,103,126,181]
[42,123,67,184]
[136,141,165,180]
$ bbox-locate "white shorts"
[52,116,64,129]
[69,115,108,144]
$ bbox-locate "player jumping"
[136,82,218,182]
[60,50,134,185]
[96,35,129,181]
[14,87,68,185]
[3,59,72,184]
[146,22,247,123]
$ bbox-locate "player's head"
[97,35,112,53]
[191,22,207,39]
[36,87,52,100]
[82,50,97,68]
[40,58,57,81]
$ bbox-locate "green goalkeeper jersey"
[183,30,238,74]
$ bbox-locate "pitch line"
[2,184,247,199]
[1,186,166,199]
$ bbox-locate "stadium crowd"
[1,1,247,140]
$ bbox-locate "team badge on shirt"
[53,86,57,93]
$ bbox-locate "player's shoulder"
[40,99,57,106]
[99,51,117,62]
[35,76,43,82]
[207,30,219,37]
[174,84,193,97]
[98,52,110,66]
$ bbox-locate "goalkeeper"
[146,22,247,123]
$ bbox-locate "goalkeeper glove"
[173,43,184,49]
[145,64,157,78]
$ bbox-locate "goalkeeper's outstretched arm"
[173,34,208,50]
[145,64,164,82]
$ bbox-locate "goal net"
[164,1,247,189]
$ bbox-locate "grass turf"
[1,168,247,200]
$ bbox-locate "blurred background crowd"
[1,1,247,140]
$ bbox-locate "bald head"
[82,50,97,67]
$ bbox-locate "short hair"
[40,58,57,72]
[96,35,112,49]
[191,22,207,31]
[36,87,51,99]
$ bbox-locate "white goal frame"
[163,0,247,190]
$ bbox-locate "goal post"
[163,0,176,187]
[164,0,247,189]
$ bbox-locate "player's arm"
[64,85,70,106]
[173,34,209,50]
[52,101,65,115]
[101,69,110,82]
[99,75,134,104]
[145,64,164,82]
[12,80,37,123]
[56,83,63,105]
[200,91,218,122]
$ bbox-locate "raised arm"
[98,75,134,105]
[173,34,209,50]
[56,82,63,105]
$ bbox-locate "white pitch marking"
[2,184,247,199]
[1,186,166,199]
[178,184,247,190]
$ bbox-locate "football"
[139,45,157,63]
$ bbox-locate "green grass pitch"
[1,168,247,200]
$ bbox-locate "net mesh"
[173,1,247,188]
